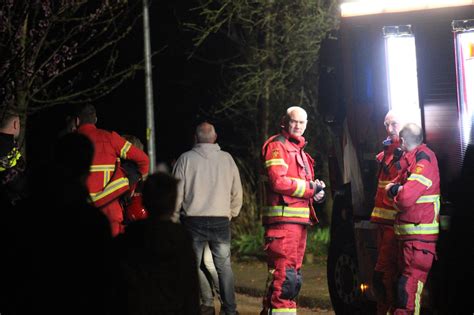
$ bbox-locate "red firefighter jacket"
[393,144,440,242]
[78,124,149,209]
[371,139,401,225]
[261,130,318,225]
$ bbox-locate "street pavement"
[229,256,334,314]
[234,292,335,315]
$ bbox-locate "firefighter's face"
[287,110,307,137]
[384,113,401,139]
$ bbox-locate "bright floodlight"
[341,0,474,17]
[384,33,422,125]
[455,30,474,147]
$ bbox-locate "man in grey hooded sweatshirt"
[172,122,243,315]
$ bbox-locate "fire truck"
[318,1,474,313]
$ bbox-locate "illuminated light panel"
[455,31,474,147]
[384,34,422,125]
[341,0,474,17]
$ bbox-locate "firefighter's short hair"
[400,123,423,147]
[75,103,97,125]
[281,106,307,128]
[0,107,20,129]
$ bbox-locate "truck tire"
[327,226,359,314]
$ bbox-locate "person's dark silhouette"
[441,144,474,314]
[112,172,200,315]
[14,133,112,315]
[0,108,27,315]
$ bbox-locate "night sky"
[27,1,229,168]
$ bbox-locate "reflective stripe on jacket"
[78,124,149,208]
[370,141,400,225]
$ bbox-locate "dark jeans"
[183,216,236,315]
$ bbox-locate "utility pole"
[143,0,156,172]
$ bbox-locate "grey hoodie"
[172,143,243,219]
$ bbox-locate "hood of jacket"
[192,143,221,159]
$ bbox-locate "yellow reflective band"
[414,280,424,315]
[0,148,21,171]
[271,309,297,315]
[265,159,289,168]
[263,206,310,218]
[103,170,111,187]
[416,195,439,203]
[407,174,432,188]
[394,223,439,235]
[8,149,21,168]
[377,180,391,188]
[90,177,129,202]
[120,141,132,159]
[90,164,115,172]
[371,207,397,220]
[416,194,440,223]
[291,178,306,198]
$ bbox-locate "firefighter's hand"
[314,190,325,202]
[385,183,402,198]
[313,179,326,192]
[313,179,326,202]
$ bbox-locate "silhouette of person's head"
[74,103,97,126]
[122,134,144,151]
[142,172,178,220]
[54,133,94,183]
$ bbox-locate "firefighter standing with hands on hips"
[261,106,325,315]
[385,123,440,315]
[370,110,404,314]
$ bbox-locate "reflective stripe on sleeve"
[265,158,289,168]
[291,178,306,198]
[407,174,432,188]
[0,148,21,171]
[371,207,397,221]
[377,180,391,188]
[120,141,132,159]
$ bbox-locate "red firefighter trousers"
[395,240,435,315]
[262,223,307,313]
[374,225,398,315]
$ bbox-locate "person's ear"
[75,117,80,128]
[13,118,20,131]
[213,133,218,143]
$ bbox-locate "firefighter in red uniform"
[261,106,325,315]
[370,110,403,314]
[75,104,149,236]
[386,123,440,315]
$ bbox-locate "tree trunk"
[16,16,29,156]
[256,0,274,215]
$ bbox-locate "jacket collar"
[383,136,400,155]
[405,143,427,161]
[281,129,306,149]
[77,123,97,132]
